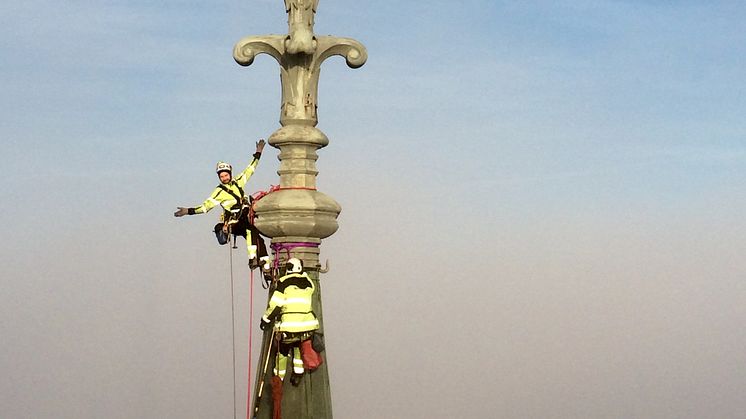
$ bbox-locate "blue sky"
[2,1,745,418]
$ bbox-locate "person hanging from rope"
[173,139,269,269]
[260,257,323,388]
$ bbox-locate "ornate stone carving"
[285,0,318,54]
[233,0,366,259]
[233,33,367,127]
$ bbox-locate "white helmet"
[286,257,303,274]
[215,161,232,174]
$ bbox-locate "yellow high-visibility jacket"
[191,153,261,215]
[262,272,319,333]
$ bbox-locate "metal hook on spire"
[319,259,330,274]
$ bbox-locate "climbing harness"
[219,182,250,228]
[215,181,260,260]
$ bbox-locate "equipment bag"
[300,339,323,371]
[271,375,283,419]
[312,332,325,353]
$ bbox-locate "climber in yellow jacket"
[174,139,268,267]
[260,257,320,385]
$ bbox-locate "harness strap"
[219,183,250,225]
[218,182,246,210]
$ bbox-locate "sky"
[1,0,745,418]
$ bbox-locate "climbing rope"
[226,184,318,418]
[271,242,320,272]
[249,185,318,223]
[228,237,237,419]
[249,184,319,288]
[229,234,257,419]
[246,267,254,419]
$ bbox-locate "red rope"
[249,185,318,222]
[245,184,319,417]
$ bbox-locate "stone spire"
[233,0,366,267]
[233,1,366,418]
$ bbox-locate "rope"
[229,237,237,419]
[246,269,254,419]
[228,228,258,419]
[249,185,318,222]
[270,242,320,272]
[249,185,319,280]
[238,184,318,417]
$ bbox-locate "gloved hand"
[174,207,189,217]
[255,139,265,154]
[260,256,272,272]
[260,318,272,331]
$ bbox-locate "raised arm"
[235,139,266,189]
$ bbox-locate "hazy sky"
[2,1,745,418]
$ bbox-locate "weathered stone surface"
[253,189,341,240]
[234,2,365,418]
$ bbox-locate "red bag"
[271,375,283,419]
[300,339,323,371]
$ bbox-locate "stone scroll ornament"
[232,0,367,245]
[233,0,367,127]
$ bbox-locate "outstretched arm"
[174,187,222,217]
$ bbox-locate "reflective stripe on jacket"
[262,272,319,333]
[193,154,260,214]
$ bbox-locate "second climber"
[260,257,323,386]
